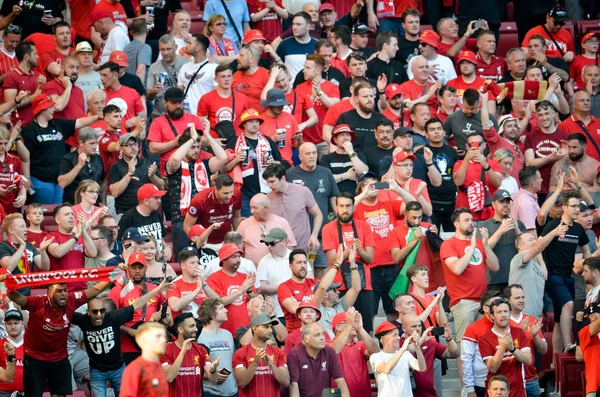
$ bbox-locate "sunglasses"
[5,25,22,35]
[264,240,282,246]
[90,308,106,314]
[215,22,227,27]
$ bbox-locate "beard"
[569,152,584,162]
[168,108,184,119]
[238,63,250,72]
[337,212,353,223]
[357,102,374,114]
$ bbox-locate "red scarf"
[209,36,236,57]
[180,160,210,216]
[234,133,272,193]
[9,240,29,275]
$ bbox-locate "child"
[25,203,46,248]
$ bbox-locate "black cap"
[580,200,597,212]
[357,171,377,183]
[584,300,600,316]
[352,23,369,34]
[122,227,150,243]
[4,310,23,321]
[549,5,568,22]
[164,87,185,102]
[492,189,512,202]
[393,127,415,138]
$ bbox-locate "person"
[569,33,600,93]
[0,309,23,395]
[381,84,410,131]
[558,91,600,160]
[123,19,152,83]
[25,203,46,248]
[41,56,85,122]
[74,42,102,106]
[6,273,114,397]
[287,322,349,397]
[362,118,397,177]
[549,134,600,193]
[440,208,500,343]
[395,9,420,67]
[293,39,346,87]
[99,61,145,128]
[479,298,532,397]
[504,284,548,397]
[521,5,573,62]
[233,46,270,110]
[0,25,21,85]
[197,298,238,397]
[275,12,317,83]
[120,322,169,397]
[203,0,250,48]
[72,280,170,397]
[40,21,73,78]
[511,167,543,235]
[406,30,456,85]
[447,50,496,113]
[370,321,426,396]
[581,257,600,308]
[453,134,503,221]
[398,56,439,115]
[483,110,524,185]
[473,30,505,82]
[91,10,130,65]
[232,312,289,396]
[366,32,408,86]
[348,23,376,59]
[98,105,128,180]
[576,300,600,397]
[0,128,25,215]
[204,14,239,64]
[162,10,192,59]
[161,313,221,397]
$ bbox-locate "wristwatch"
[350,265,358,270]
[349,152,357,158]
[483,164,491,171]
[509,347,516,353]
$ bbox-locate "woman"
[140,237,177,286]
[0,127,26,214]
[72,180,107,227]
[204,14,239,64]
[495,148,518,195]
[21,95,102,204]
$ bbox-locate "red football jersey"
[121,357,169,397]
[161,342,210,397]
[232,343,287,397]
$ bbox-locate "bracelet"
[576,185,582,190]
[350,265,358,270]
[6,355,15,363]
[127,172,133,177]
[483,164,491,171]
[426,162,433,167]
[339,174,344,182]
[202,283,207,289]
[209,367,217,374]
[444,336,452,342]
[270,315,277,320]
[14,97,20,105]
[509,347,516,353]
[332,262,341,269]
[72,235,78,242]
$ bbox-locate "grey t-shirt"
[319,298,348,339]
[479,217,526,285]
[444,110,499,154]
[287,165,340,226]
[509,251,545,318]
[147,56,191,117]
[124,40,152,85]
[74,71,102,112]
[197,328,237,396]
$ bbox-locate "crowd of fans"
[0,0,598,396]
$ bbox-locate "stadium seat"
[420,24,433,33]
[497,22,518,59]
[326,0,353,17]
[545,311,555,332]
[582,371,587,397]
[564,21,576,52]
[554,352,584,397]
[577,19,600,37]
[506,2,514,22]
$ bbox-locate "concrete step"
[442,388,462,397]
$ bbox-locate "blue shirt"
[275,37,317,82]
[203,0,250,47]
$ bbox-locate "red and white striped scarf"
[180,160,210,216]
[234,133,272,193]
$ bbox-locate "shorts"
[371,265,398,315]
[69,348,89,385]
[545,272,574,320]
[24,354,73,397]
[450,299,481,341]
[312,248,329,269]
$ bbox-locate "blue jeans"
[90,364,125,397]
[525,379,542,397]
[377,17,405,37]
[30,176,63,204]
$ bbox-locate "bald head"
[411,56,429,83]
[251,193,269,208]
[299,142,318,170]
[401,311,422,336]
[302,2,318,22]
[250,193,270,221]
[573,90,591,115]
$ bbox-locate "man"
[398,56,439,115]
[381,84,410,130]
[395,9,420,67]
[0,25,21,86]
[86,226,116,281]
[167,248,218,319]
[183,174,242,250]
[3,40,44,126]
[479,299,532,397]
[99,61,145,127]
[320,124,369,194]
[349,23,376,59]
[407,30,456,85]
[447,51,496,113]
[73,280,169,397]
[120,323,169,397]
[570,33,600,93]
[577,300,600,397]
[0,309,23,394]
[147,35,190,119]
[369,321,426,396]
[521,5,574,62]
[524,100,570,200]
[109,50,146,101]
[476,30,506,82]
[559,91,600,160]
[123,19,152,83]
[363,118,396,176]
[511,167,544,235]
[258,88,299,166]
[41,21,74,77]
[207,243,257,336]
[177,33,217,116]
[275,12,317,82]
[323,76,365,146]
[232,313,289,396]
[337,53,377,100]
[505,284,548,396]
[57,127,104,204]
[549,133,600,191]
[42,56,85,121]
[482,110,524,182]
[233,46,271,110]
[480,190,526,292]
[236,295,288,347]
[166,10,193,57]
[435,17,478,57]
[500,48,527,87]
[161,313,220,397]
[91,9,130,65]
[541,191,591,353]
[74,42,102,105]
[329,25,352,76]
[293,39,346,87]
[366,32,408,86]
[440,208,499,343]
[582,257,600,308]
[287,323,350,397]
[6,276,114,396]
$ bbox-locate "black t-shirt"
[72,305,135,371]
[338,76,378,99]
[22,118,76,182]
[240,136,283,201]
[1,0,64,38]
[396,36,420,67]
[349,45,377,60]
[117,208,167,249]
[293,67,346,88]
[108,158,158,215]
[363,146,394,177]
[166,158,211,223]
[59,152,105,204]
[320,151,367,194]
[541,218,589,277]
[415,144,459,204]
[0,241,39,296]
[535,214,554,236]
[146,0,183,40]
[119,72,146,96]
[366,57,409,85]
[335,109,386,153]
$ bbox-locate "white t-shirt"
[202,256,260,289]
[500,176,519,196]
[100,26,131,65]
[157,37,188,61]
[370,350,417,396]
[407,54,457,85]
[586,285,600,307]
[256,249,294,317]
[177,60,218,115]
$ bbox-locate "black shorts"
[24,354,72,397]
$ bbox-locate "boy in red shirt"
[0,310,24,395]
[25,203,47,248]
[578,301,600,396]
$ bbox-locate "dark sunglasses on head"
[91,308,106,314]
[5,25,22,35]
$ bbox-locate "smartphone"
[219,368,232,375]
[431,327,445,337]
[472,20,484,30]
[374,182,389,190]
[470,141,480,150]
[44,9,52,15]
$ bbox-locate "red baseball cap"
[330,124,356,146]
[89,9,112,26]
[109,51,128,67]
[243,29,266,45]
[137,183,167,201]
[331,312,348,329]
[218,243,243,264]
[375,321,400,338]
[295,300,322,321]
[456,50,478,66]
[393,151,416,164]
[127,252,147,267]
[384,83,403,99]
[418,30,440,49]
[188,224,207,239]
[32,95,54,116]
[582,32,600,45]
[318,3,335,13]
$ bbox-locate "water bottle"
[184,99,191,113]
[277,128,286,148]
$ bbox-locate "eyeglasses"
[86,190,99,194]
[5,25,22,35]
[215,22,227,27]
[90,308,106,314]
[264,240,282,246]
[566,204,580,208]
[105,226,119,231]
[492,297,509,305]
[91,237,105,241]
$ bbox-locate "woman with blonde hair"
[72,179,107,227]
[140,237,177,286]
[204,14,239,64]
[494,148,518,195]
[0,127,26,215]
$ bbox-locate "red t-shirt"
[233,68,271,111]
[232,343,287,397]
[0,338,23,392]
[462,316,494,344]
[147,113,204,173]
[579,325,600,394]
[26,229,47,250]
[66,0,96,40]
[524,127,570,194]
[206,271,256,335]
[509,313,545,382]
[166,276,207,318]
[296,80,340,143]
[23,291,88,361]
[284,88,313,124]
[277,278,318,332]
[259,111,298,165]
[452,159,502,220]
[197,90,251,136]
[104,85,144,127]
[161,342,210,397]
[476,53,507,83]
[407,338,447,397]
[558,115,600,161]
[335,340,371,397]
[398,79,438,114]
[0,48,18,102]
[479,326,529,397]
[42,78,85,120]
[0,153,22,214]
[412,293,439,327]
[522,25,574,59]
[47,231,87,291]
[121,357,169,397]
[330,56,350,77]
[382,107,412,129]
[93,0,128,26]
[3,67,42,126]
[41,48,75,78]
[440,236,488,307]
[246,0,284,42]
[354,200,400,267]
[187,187,242,244]
[391,0,417,17]
[321,219,375,290]
[378,178,431,222]
[446,75,496,105]
[99,129,122,179]
[108,282,164,353]
[323,98,355,127]
[569,55,596,91]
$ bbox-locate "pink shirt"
[71,204,100,228]
[236,214,297,265]
[510,189,540,231]
[267,183,316,250]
